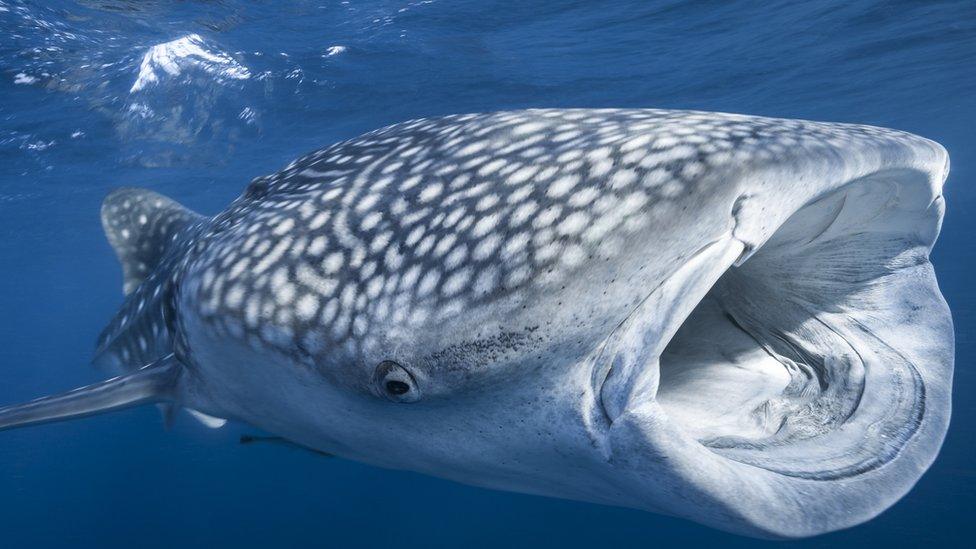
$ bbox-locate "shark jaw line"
[591,189,764,445]
[593,171,938,490]
[592,234,746,434]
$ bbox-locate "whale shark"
[0,109,953,538]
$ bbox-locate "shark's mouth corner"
[597,167,950,485]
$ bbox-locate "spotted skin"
[95,188,204,373]
[101,188,203,295]
[164,108,925,371]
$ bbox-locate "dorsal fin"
[101,187,203,295]
[97,189,225,430]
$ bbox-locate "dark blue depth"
[0,1,974,547]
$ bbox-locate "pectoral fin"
[188,409,228,428]
[0,354,180,432]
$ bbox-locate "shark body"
[0,109,954,538]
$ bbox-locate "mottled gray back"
[176,108,913,367]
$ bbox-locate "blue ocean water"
[0,0,974,546]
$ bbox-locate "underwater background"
[0,0,974,546]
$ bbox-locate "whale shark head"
[169,111,752,453]
[0,109,953,539]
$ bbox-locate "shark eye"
[373,360,420,403]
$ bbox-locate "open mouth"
[595,167,948,482]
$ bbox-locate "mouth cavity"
[596,169,942,481]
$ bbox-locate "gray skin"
[0,109,953,538]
